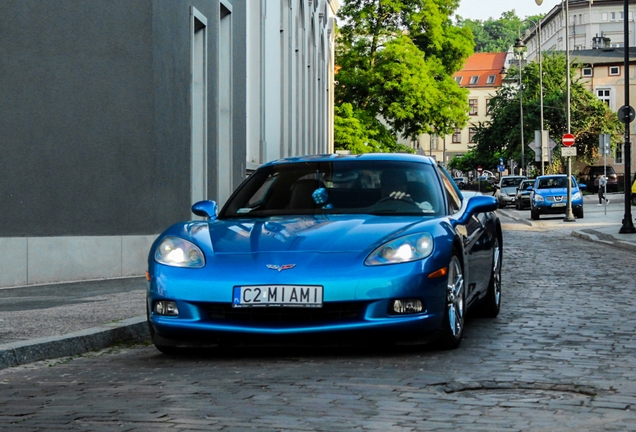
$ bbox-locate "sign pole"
[562,133,576,222]
[619,0,636,233]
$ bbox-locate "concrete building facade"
[522,0,636,178]
[0,0,339,288]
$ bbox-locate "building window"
[469,127,477,143]
[469,75,479,85]
[596,89,611,106]
[609,66,620,76]
[602,12,608,21]
[431,134,439,151]
[615,144,623,164]
[454,76,462,84]
[469,99,478,115]
[620,11,625,20]
[582,67,593,77]
[611,12,616,21]
[452,129,462,143]
[486,75,496,84]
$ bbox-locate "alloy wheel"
[446,255,465,337]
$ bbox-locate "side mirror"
[191,200,218,220]
[579,184,586,190]
[457,195,498,225]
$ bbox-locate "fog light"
[392,299,423,314]
[154,301,179,316]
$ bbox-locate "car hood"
[500,186,518,194]
[201,215,444,254]
[535,187,580,196]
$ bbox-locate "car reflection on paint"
[146,153,503,353]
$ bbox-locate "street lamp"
[619,0,636,233]
[514,37,525,176]
[563,0,576,222]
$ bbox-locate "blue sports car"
[147,154,503,352]
[530,174,585,220]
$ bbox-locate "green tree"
[335,0,473,152]
[457,10,539,53]
[453,53,623,172]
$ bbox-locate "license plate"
[552,203,566,207]
[232,285,323,308]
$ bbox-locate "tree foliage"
[457,10,540,53]
[449,53,623,173]
[335,0,473,153]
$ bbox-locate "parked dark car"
[515,179,534,210]
[578,165,618,193]
[494,175,527,208]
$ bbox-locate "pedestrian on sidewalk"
[598,174,609,205]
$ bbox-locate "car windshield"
[501,178,524,188]
[220,160,445,218]
[519,181,533,189]
[537,177,571,189]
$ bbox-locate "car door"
[437,166,492,304]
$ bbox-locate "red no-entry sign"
[562,133,575,147]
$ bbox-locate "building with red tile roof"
[414,52,510,176]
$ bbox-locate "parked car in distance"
[515,179,535,210]
[578,165,618,193]
[495,176,527,208]
[530,174,585,220]
[146,153,503,353]
[472,174,496,186]
[453,177,468,189]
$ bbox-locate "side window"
[437,166,461,214]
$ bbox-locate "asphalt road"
[1,215,636,431]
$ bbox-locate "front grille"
[202,302,366,326]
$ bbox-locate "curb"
[571,230,636,253]
[0,316,149,370]
[496,209,533,226]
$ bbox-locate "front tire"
[437,251,465,350]
[531,208,539,220]
[575,207,584,219]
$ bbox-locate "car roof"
[262,153,437,167]
[536,174,568,178]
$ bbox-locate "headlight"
[534,194,544,202]
[572,191,582,200]
[154,236,205,268]
[365,233,433,266]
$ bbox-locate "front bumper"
[498,195,516,206]
[147,262,449,345]
[533,203,583,214]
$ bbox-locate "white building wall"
[525,1,636,61]
[246,0,337,169]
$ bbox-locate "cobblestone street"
[1,220,636,431]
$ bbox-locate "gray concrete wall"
[0,0,182,237]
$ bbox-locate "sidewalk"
[0,277,148,369]
[499,192,636,252]
[2,196,636,370]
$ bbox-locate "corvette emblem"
[267,264,296,271]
